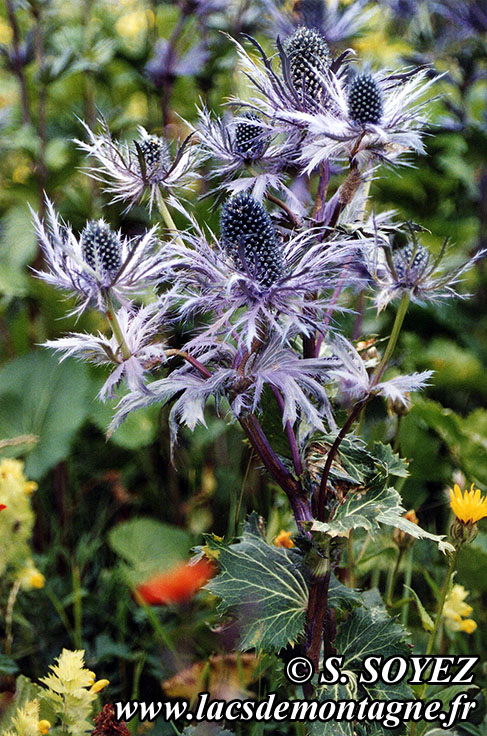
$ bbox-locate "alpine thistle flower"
[33,200,161,314]
[220,192,284,287]
[297,66,437,171]
[233,112,267,160]
[284,26,331,105]
[363,230,486,312]
[80,220,122,280]
[161,194,362,348]
[191,107,300,204]
[44,302,168,400]
[229,33,348,128]
[348,73,383,125]
[76,118,199,211]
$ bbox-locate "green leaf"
[335,600,413,734]
[205,513,308,652]
[310,485,451,552]
[372,442,409,477]
[108,517,192,587]
[328,574,363,610]
[310,683,355,736]
[403,585,434,632]
[0,351,92,478]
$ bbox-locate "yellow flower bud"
[90,678,110,694]
[29,570,45,589]
[24,481,38,495]
[38,720,51,734]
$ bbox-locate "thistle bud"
[81,220,122,278]
[348,74,383,125]
[220,192,284,287]
[387,392,411,417]
[234,113,265,160]
[138,134,171,169]
[284,26,331,103]
[393,244,429,282]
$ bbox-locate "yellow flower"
[18,564,45,590]
[273,530,294,548]
[38,720,51,734]
[0,458,24,481]
[449,483,487,524]
[443,584,477,635]
[24,481,38,495]
[459,619,477,634]
[90,678,110,694]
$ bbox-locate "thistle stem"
[372,292,410,386]
[315,397,368,519]
[239,414,311,529]
[265,192,301,228]
[156,191,185,248]
[164,348,212,379]
[104,292,131,361]
[270,386,303,478]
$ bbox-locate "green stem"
[409,549,458,736]
[425,550,458,657]
[372,293,410,386]
[105,292,131,360]
[401,547,414,627]
[386,547,404,608]
[156,191,185,248]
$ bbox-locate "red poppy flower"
[0,504,6,511]
[136,558,215,605]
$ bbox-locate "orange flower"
[136,558,215,605]
[273,530,294,548]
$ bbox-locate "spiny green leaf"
[205,513,308,652]
[309,486,451,552]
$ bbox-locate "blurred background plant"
[0,1,486,735]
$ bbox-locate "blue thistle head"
[137,134,171,169]
[348,74,383,125]
[220,193,284,287]
[81,220,122,278]
[284,26,331,103]
[233,113,266,161]
[393,244,429,283]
